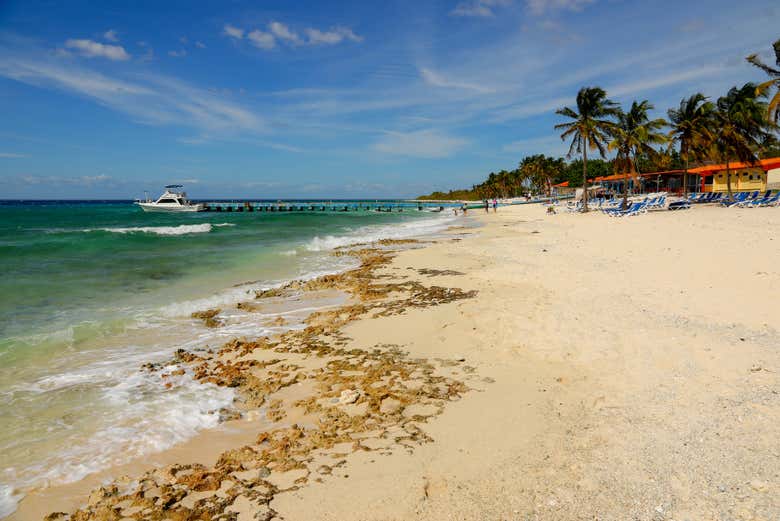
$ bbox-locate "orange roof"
[552,181,569,187]
[688,157,780,175]
[594,170,686,182]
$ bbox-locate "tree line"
[419,38,780,208]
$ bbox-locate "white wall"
[768,168,780,189]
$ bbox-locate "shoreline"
[6,221,482,520]
[8,202,780,520]
[0,208,462,519]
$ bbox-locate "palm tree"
[713,83,772,201]
[667,93,714,197]
[609,100,667,208]
[555,87,619,211]
[747,38,780,123]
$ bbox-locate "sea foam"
[83,223,234,236]
[305,213,455,252]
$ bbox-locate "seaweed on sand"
[50,242,481,521]
[190,308,223,328]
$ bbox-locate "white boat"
[135,185,205,212]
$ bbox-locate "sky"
[0,0,778,199]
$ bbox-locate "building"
[687,158,780,193]
[590,157,780,195]
[551,181,575,196]
[592,170,688,194]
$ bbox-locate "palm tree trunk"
[622,155,629,210]
[726,159,733,201]
[682,150,689,198]
[582,141,589,212]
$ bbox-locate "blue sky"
[0,0,778,198]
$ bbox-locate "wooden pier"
[199,202,444,213]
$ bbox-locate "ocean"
[0,200,455,517]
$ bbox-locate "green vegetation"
[609,100,667,209]
[667,93,715,197]
[418,38,780,205]
[748,38,780,123]
[555,87,620,211]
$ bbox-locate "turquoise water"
[0,200,454,517]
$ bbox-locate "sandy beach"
[13,203,780,521]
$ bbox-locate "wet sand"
[11,204,780,520]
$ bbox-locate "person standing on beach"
[462,203,468,215]
[484,199,489,213]
[492,199,498,212]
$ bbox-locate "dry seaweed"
[52,241,481,521]
[191,308,223,328]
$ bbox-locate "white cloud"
[64,39,130,60]
[372,130,468,158]
[248,30,276,50]
[525,0,595,16]
[0,56,264,136]
[0,152,27,158]
[225,22,361,49]
[451,0,511,17]
[168,49,187,58]
[195,41,206,49]
[305,27,363,45]
[420,67,495,93]
[103,30,119,42]
[269,21,302,45]
[223,24,244,40]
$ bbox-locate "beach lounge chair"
[647,195,666,210]
[746,192,780,207]
[668,200,691,210]
[720,192,748,207]
[604,201,647,217]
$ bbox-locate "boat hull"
[136,202,205,212]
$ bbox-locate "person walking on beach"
[484,199,489,213]
[492,199,498,212]
[462,203,468,215]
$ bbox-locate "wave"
[0,485,21,519]
[157,262,357,319]
[82,223,234,236]
[1,356,234,518]
[305,214,456,252]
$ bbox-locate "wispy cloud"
[168,49,187,58]
[18,174,112,186]
[305,27,363,45]
[248,30,275,50]
[0,152,28,158]
[501,135,566,156]
[372,130,468,158]
[0,54,264,136]
[525,0,595,16]
[103,30,119,42]
[64,39,130,60]
[420,67,495,93]
[223,24,244,40]
[137,41,154,62]
[451,0,511,17]
[225,22,362,50]
[269,21,302,45]
[607,64,725,98]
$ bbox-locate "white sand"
[273,204,780,520]
[11,203,780,521]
